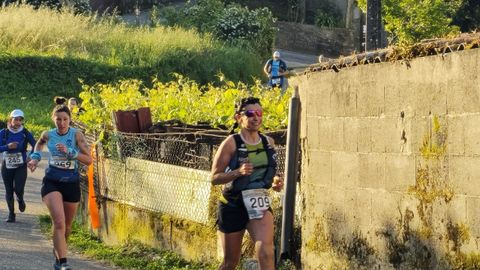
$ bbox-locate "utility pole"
[365,0,382,51]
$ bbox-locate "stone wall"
[296,48,480,269]
[275,21,357,57]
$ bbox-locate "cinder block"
[414,82,447,117]
[466,197,480,236]
[383,117,404,153]
[371,191,402,227]
[446,195,467,224]
[343,118,359,152]
[306,78,331,117]
[449,156,480,196]
[344,189,372,228]
[384,82,401,117]
[317,117,333,151]
[306,116,320,150]
[323,186,347,223]
[332,152,359,188]
[307,150,332,187]
[358,118,372,153]
[357,80,385,117]
[359,153,386,189]
[330,82,357,117]
[429,82,448,116]
[330,118,344,151]
[446,50,480,115]
[384,154,415,192]
[371,117,389,153]
[446,115,465,156]
[303,183,329,217]
[464,114,480,156]
[410,116,430,155]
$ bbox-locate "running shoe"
[54,262,72,270]
[18,199,26,212]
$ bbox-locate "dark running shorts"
[217,201,250,233]
[217,201,273,233]
[41,177,81,203]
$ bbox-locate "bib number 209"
[249,196,270,209]
[242,189,271,220]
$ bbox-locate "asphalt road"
[0,158,114,270]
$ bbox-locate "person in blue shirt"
[28,104,92,270]
[0,109,36,223]
[263,51,289,92]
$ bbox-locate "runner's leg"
[43,192,68,259]
[246,211,275,270]
[219,230,245,270]
[63,201,79,240]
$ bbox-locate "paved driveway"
[0,158,115,270]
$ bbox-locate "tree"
[357,0,462,44]
[452,0,480,32]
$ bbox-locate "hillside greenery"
[0,5,264,135]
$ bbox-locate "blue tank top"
[271,60,281,77]
[47,127,79,171]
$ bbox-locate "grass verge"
[38,215,217,270]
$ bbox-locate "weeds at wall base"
[38,214,217,269]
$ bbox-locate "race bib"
[5,152,24,169]
[49,156,75,170]
[272,78,281,85]
[242,189,271,220]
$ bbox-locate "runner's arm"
[212,136,248,185]
[75,131,92,166]
[0,130,6,152]
[33,131,48,153]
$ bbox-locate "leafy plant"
[78,75,291,136]
[357,0,462,44]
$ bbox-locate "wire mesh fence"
[92,130,287,225]
[73,122,302,264]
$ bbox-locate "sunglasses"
[241,110,263,117]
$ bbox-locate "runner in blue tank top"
[28,104,92,270]
[211,97,284,270]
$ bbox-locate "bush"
[157,0,277,59]
[77,75,291,135]
[313,1,343,28]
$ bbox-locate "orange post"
[88,145,101,229]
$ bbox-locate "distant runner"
[211,97,284,270]
[0,109,36,222]
[28,104,92,270]
[264,51,289,92]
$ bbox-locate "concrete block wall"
[297,48,480,269]
[275,21,356,57]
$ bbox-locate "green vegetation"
[154,0,277,58]
[357,0,462,44]
[77,76,290,136]
[39,215,216,270]
[408,115,453,232]
[453,0,480,32]
[0,5,264,135]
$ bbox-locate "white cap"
[273,51,281,58]
[10,109,24,118]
